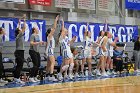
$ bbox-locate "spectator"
[113,46,124,73]
[133,36,140,72]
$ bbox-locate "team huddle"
[0,15,121,84]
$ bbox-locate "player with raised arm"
[13,14,26,84]
[57,18,76,80]
[80,23,94,77]
[45,15,59,82]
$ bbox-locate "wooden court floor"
[0,76,140,93]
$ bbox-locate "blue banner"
[0,18,138,42]
[64,22,138,42]
[125,0,140,10]
[0,18,46,41]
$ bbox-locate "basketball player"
[57,18,76,80]
[96,31,105,44]
[106,32,118,75]
[13,15,26,84]
[45,15,59,81]
[95,31,104,76]
[81,23,94,77]
[96,32,108,76]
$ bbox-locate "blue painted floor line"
[0,72,139,89]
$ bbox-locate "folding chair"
[3,57,16,80]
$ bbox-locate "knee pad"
[69,63,74,71]
[62,65,69,71]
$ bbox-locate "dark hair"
[0,27,2,32]
[0,27,3,34]
[84,31,88,36]
[113,46,117,50]
[99,30,103,36]
[15,28,20,37]
[71,47,75,53]
[104,31,108,36]
[87,31,91,35]
[56,29,63,45]
[46,28,52,42]
[58,29,62,38]
[31,27,36,34]
[137,36,140,41]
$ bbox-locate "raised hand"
[60,17,64,30]
[105,18,108,24]
[104,18,108,31]
[18,18,21,24]
[85,23,89,33]
[72,36,77,41]
[55,15,59,21]
[23,14,26,18]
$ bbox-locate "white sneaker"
[64,74,69,79]
[96,70,101,76]
[44,76,49,80]
[0,79,8,83]
[48,76,57,82]
[88,72,94,77]
[112,71,117,75]
[57,73,63,80]
[34,77,40,82]
[29,78,37,83]
[107,71,111,75]
[13,78,25,84]
[92,69,97,74]
[80,73,85,77]
[136,69,140,73]
[75,73,80,78]
[102,72,108,77]
[69,74,74,79]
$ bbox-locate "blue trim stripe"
[50,40,52,48]
[64,51,69,59]
[48,48,53,56]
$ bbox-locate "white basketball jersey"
[99,36,104,46]
[47,36,55,49]
[107,38,113,56]
[107,38,113,50]
[59,36,71,50]
[83,36,92,49]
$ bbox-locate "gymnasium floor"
[0,73,140,93]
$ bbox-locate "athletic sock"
[62,65,69,71]
[69,63,74,74]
